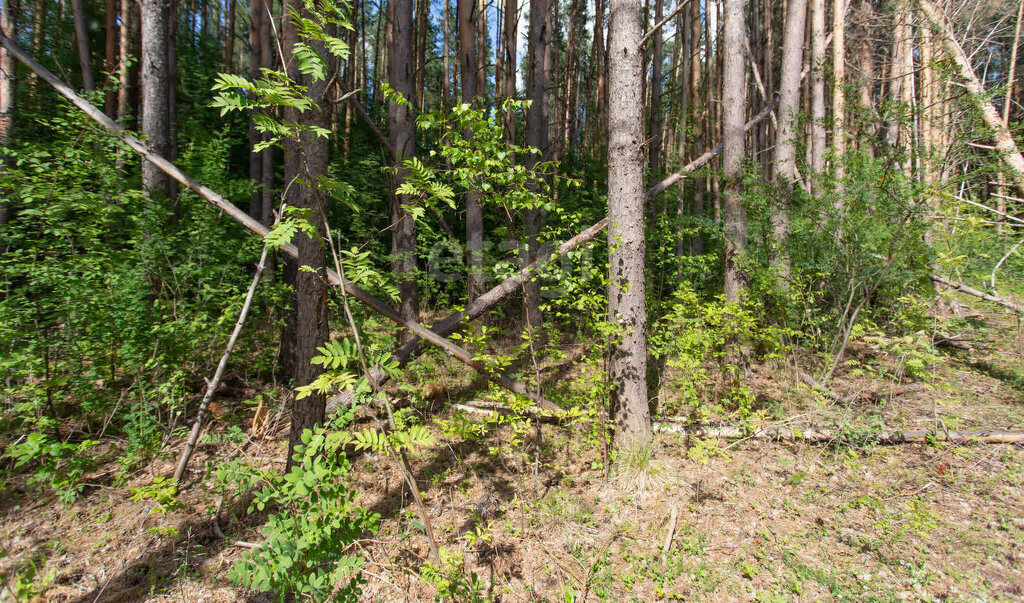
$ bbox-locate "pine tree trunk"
[832,0,846,185]
[443,0,451,105]
[72,0,95,90]
[248,0,263,220]
[606,0,652,446]
[106,0,119,114]
[476,0,486,104]
[722,0,747,302]
[590,0,606,153]
[564,0,580,147]
[502,0,516,142]
[810,0,826,186]
[648,0,663,181]
[141,0,173,197]
[118,0,130,123]
[222,0,235,71]
[281,0,331,464]
[773,0,807,284]
[415,0,427,111]
[389,0,420,345]
[459,0,485,302]
[524,0,550,328]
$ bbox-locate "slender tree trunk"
[502,0,516,142]
[72,0,95,90]
[563,0,580,148]
[832,0,846,185]
[166,0,178,176]
[606,0,652,446]
[29,0,42,100]
[722,0,747,302]
[443,0,451,105]
[810,0,826,185]
[674,4,690,258]
[476,0,486,104]
[415,0,427,111]
[281,0,331,463]
[118,0,130,123]
[459,0,485,302]
[248,0,263,220]
[856,0,875,155]
[0,0,16,226]
[885,6,909,159]
[106,0,119,113]
[524,0,550,327]
[259,0,273,227]
[773,0,807,284]
[222,0,235,70]
[649,0,664,181]
[141,0,173,197]
[590,0,606,152]
[689,0,705,253]
[389,0,420,344]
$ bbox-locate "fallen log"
[653,424,1024,445]
[0,34,562,413]
[931,274,1024,314]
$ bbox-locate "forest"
[0,0,1023,597]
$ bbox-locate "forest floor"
[2,298,1023,602]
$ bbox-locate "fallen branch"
[172,231,276,485]
[0,34,563,413]
[654,424,1024,444]
[931,274,1024,314]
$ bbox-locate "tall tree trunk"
[166,0,178,174]
[141,0,173,197]
[563,0,580,148]
[415,0,427,111]
[590,0,606,152]
[673,5,690,258]
[459,0,485,302]
[689,0,705,254]
[648,0,663,180]
[855,0,875,155]
[259,0,273,226]
[476,0,486,104]
[443,0,451,105]
[222,0,235,70]
[606,0,652,446]
[524,0,550,328]
[885,6,910,160]
[29,0,42,101]
[832,0,846,184]
[248,0,263,220]
[501,0,516,142]
[281,0,331,464]
[389,0,420,344]
[722,0,747,302]
[0,0,16,226]
[809,0,826,186]
[118,0,130,123]
[773,0,807,284]
[106,0,118,114]
[72,0,95,90]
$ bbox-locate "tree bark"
[280,0,332,464]
[773,0,807,284]
[606,0,652,446]
[476,0,486,103]
[563,0,581,147]
[722,0,747,302]
[590,0,606,152]
[140,0,173,198]
[524,0,550,328]
[247,0,263,219]
[71,0,94,91]
[388,0,420,345]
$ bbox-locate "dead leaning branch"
[931,274,1024,314]
[0,33,563,414]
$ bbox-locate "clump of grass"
[613,439,664,496]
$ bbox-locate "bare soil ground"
[2,302,1023,602]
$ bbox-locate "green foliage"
[419,548,489,602]
[129,477,183,515]
[4,433,97,505]
[220,409,378,601]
